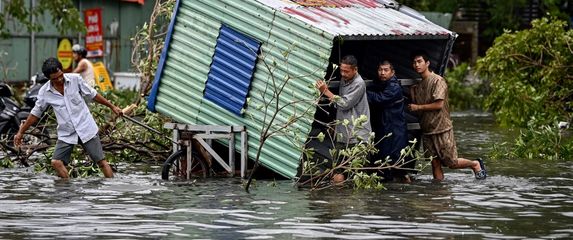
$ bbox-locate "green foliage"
[0,157,15,168]
[92,90,172,163]
[0,0,85,37]
[131,0,176,97]
[489,125,573,161]
[481,0,527,40]
[444,62,485,111]
[478,17,573,161]
[352,172,386,190]
[299,117,429,190]
[477,17,573,128]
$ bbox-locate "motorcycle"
[0,73,51,160]
[23,72,49,110]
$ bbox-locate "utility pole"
[29,0,36,80]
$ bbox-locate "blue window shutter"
[204,25,261,115]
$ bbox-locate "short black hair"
[379,60,394,71]
[42,57,63,78]
[75,49,87,58]
[411,50,430,62]
[340,55,358,68]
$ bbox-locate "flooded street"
[1,112,572,239]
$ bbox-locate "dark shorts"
[52,135,105,165]
[422,130,458,167]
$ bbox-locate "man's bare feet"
[332,173,345,185]
[398,175,412,183]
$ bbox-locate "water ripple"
[1,152,573,239]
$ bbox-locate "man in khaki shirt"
[408,51,487,181]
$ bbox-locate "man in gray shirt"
[315,55,371,183]
[315,55,372,145]
[14,57,122,178]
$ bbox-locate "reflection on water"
[1,112,572,239]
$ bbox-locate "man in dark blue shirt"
[367,61,410,182]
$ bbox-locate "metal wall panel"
[150,0,333,178]
[204,25,261,115]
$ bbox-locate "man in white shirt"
[14,57,122,178]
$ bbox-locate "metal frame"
[164,123,248,179]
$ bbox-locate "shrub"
[477,17,573,128]
[444,62,486,111]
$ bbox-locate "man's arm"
[408,99,444,112]
[409,77,447,112]
[367,83,402,106]
[315,80,335,101]
[16,88,49,146]
[14,114,40,147]
[93,94,123,116]
[73,60,87,73]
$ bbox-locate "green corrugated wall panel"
[154,0,334,178]
[154,8,221,124]
[0,38,29,81]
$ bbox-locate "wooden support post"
[172,129,180,153]
[195,136,232,172]
[241,129,247,178]
[206,130,212,152]
[229,129,235,177]
[185,140,192,180]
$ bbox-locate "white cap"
[72,44,82,52]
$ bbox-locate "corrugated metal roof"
[255,0,454,40]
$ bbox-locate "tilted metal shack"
[147,0,456,179]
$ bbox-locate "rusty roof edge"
[339,33,453,41]
[254,0,399,9]
[256,0,456,39]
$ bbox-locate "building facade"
[0,0,154,82]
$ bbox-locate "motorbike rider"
[72,44,96,87]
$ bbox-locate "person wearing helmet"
[72,44,96,87]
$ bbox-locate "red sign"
[84,8,103,57]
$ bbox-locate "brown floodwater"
[1,111,572,239]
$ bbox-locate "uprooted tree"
[477,17,573,128]
[477,17,573,161]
